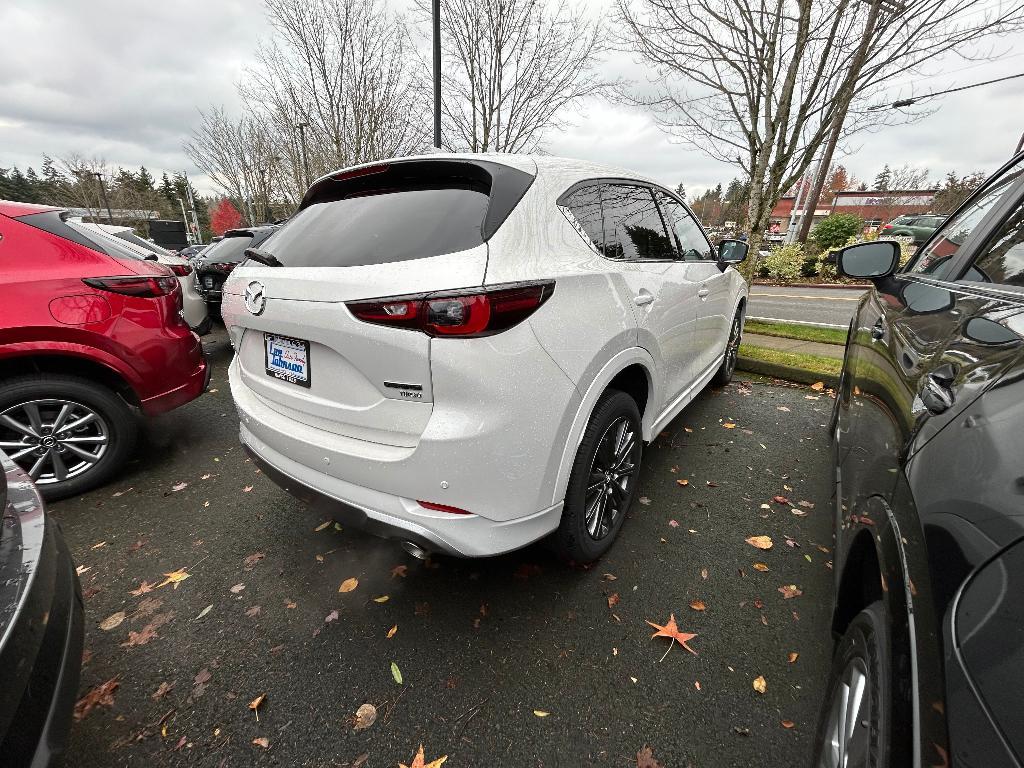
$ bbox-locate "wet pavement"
[56,328,837,767]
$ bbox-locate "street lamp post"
[433,0,442,150]
[93,172,114,223]
[296,122,311,188]
[175,197,194,245]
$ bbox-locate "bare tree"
[616,0,1024,270]
[417,0,611,152]
[887,163,931,191]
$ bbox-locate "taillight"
[83,276,179,298]
[882,224,893,230]
[417,500,472,515]
[210,262,236,273]
[347,281,554,338]
[168,263,193,277]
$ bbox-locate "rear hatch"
[224,157,535,447]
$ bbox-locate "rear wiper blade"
[244,248,283,267]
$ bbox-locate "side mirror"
[837,241,900,280]
[717,239,748,264]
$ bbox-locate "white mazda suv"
[221,155,748,562]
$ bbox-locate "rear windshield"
[201,234,254,263]
[115,231,172,257]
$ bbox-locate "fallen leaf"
[772,495,790,505]
[668,519,679,528]
[745,535,773,550]
[151,681,174,700]
[171,482,188,492]
[752,562,770,572]
[229,583,245,594]
[386,624,398,639]
[391,564,408,578]
[99,611,126,631]
[243,552,265,568]
[90,540,107,550]
[246,605,262,618]
[676,479,689,487]
[242,485,254,493]
[638,496,651,506]
[354,703,377,731]
[391,662,403,685]
[645,614,698,657]
[636,745,666,767]
[314,520,331,532]
[339,577,359,593]
[733,725,750,736]
[156,568,191,590]
[82,586,100,599]
[249,693,266,720]
[788,652,799,663]
[129,580,155,596]
[285,600,297,609]
[194,668,212,686]
[810,381,825,391]
[325,609,340,623]
[252,737,270,749]
[75,565,91,576]
[373,595,390,603]
[792,509,808,517]
[722,422,736,429]
[778,584,803,599]
[112,487,133,497]
[201,473,212,480]
[74,678,119,720]
[195,604,213,620]
[786,537,800,548]
[689,599,706,612]
[700,567,708,580]
[694,680,701,691]
[533,710,550,718]
[121,612,173,647]
[602,573,618,581]
[399,745,447,768]
[607,593,620,609]
[781,720,795,729]
[777,406,790,412]
[798,500,815,509]
[753,675,767,694]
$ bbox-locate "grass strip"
[738,343,842,378]
[745,319,848,346]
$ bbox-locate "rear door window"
[601,184,674,261]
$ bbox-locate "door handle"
[697,287,710,299]
[634,290,654,306]
[871,318,886,340]
[920,363,957,415]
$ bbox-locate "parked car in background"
[222,155,748,562]
[0,450,83,767]
[178,243,208,260]
[193,227,278,312]
[879,213,946,244]
[73,222,211,334]
[0,201,209,499]
[816,152,1024,767]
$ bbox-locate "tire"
[814,601,893,768]
[711,307,743,387]
[0,374,138,500]
[553,389,642,563]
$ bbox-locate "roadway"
[747,285,867,327]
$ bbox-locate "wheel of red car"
[0,374,137,500]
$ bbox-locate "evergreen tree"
[674,182,686,201]
[873,164,892,192]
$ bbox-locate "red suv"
[0,201,209,499]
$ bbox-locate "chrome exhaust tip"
[399,540,429,560]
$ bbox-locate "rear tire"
[0,375,138,500]
[814,601,893,768]
[553,389,642,563]
[711,308,743,387]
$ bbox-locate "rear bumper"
[139,338,209,416]
[240,425,563,558]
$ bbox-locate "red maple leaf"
[645,613,699,656]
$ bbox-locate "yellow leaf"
[745,536,773,550]
[752,562,770,572]
[788,652,799,663]
[753,675,767,694]
[689,599,706,611]
[533,710,550,717]
[810,381,825,391]
[338,577,359,593]
[677,479,689,487]
[387,624,398,639]
[156,568,191,590]
[722,422,736,429]
[373,595,389,603]
[249,693,266,710]
[314,520,331,532]
[399,744,447,768]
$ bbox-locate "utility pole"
[296,122,311,187]
[93,172,114,223]
[433,0,442,150]
[182,172,202,244]
[796,0,889,243]
[175,197,194,245]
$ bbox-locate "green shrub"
[759,244,805,281]
[811,213,864,250]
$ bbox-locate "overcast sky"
[3,0,1024,198]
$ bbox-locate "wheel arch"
[0,350,141,408]
[550,348,656,507]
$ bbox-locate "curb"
[752,281,870,290]
[737,356,840,388]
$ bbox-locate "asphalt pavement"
[748,285,866,327]
[55,328,838,767]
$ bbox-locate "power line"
[868,70,1024,110]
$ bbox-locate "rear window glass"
[266,185,489,268]
[201,235,254,263]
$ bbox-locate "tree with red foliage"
[210,198,243,236]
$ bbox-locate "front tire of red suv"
[0,375,138,500]
[553,389,642,563]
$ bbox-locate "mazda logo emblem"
[244,281,266,315]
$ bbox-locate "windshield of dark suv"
[200,234,255,264]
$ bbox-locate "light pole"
[182,172,202,244]
[296,122,311,187]
[93,172,114,223]
[175,197,194,245]
[433,0,442,150]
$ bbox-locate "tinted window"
[960,200,1024,288]
[201,234,254,264]
[654,190,712,261]
[602,185,673,261]
[115,231,172,257]
[266,186,488,268]
[560,184,605,253]
[908,161,1024,276]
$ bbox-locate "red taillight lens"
[211,262,236,273]
[83,276,179,298]
[347,282,554,338]
[417,500,472,515]
[882,224,893,230]
[168,263,193,277]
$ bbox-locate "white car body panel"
[222,153,747,556]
